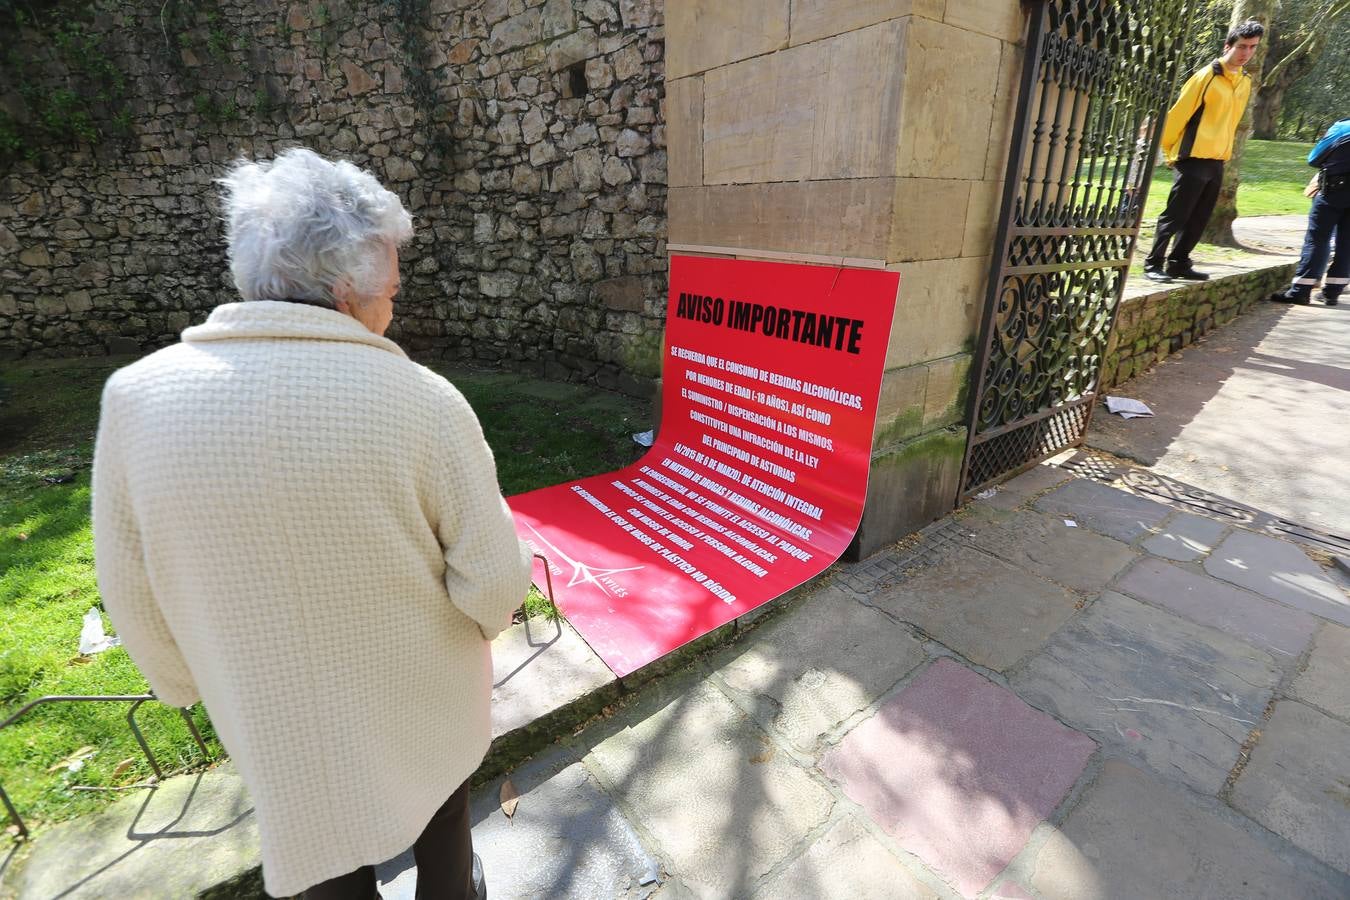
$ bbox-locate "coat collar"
[181,301,408,359]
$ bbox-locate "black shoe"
[1320,291,1340,306]
[1165,263,1209,281]
[1272,288,1311,304]
[1142,266,1173,283]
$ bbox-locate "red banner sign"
[508,255,900,676]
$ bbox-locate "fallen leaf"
[47,746,96,773]
[500,778,520,819]
[112,758,136,779]
[16,533,27,542]
[748,746,775,765]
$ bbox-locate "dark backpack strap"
[1317,135,1350,178]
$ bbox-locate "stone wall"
[0,0,666,395]
[1103,263,1295,389]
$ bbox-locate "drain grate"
[1059,450,1350,556]
[838,517,971,594]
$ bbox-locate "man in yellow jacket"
[1143,20,1264,283]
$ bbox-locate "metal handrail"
[532,551,560,618]
[0,566,557,843]
[0,694,214,841]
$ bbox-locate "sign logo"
[524,523,642,598]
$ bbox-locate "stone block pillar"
[666,0,1030,557]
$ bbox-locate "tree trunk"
[1251,85,1285,139]
[1201,1,1276,247]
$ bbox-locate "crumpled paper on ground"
[1104,396,1154,419]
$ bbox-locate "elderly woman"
[92,148,530,899]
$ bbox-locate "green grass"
[0,355,648,834]
[1142,138,1315,223]
[0,358,219,832]
[434,365,650,496]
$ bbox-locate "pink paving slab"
[822,658,1096,897]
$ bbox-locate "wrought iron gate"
[960,0,1200,498]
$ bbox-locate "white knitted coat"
[92,301,533,896]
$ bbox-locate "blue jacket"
[1309,120,1350,175]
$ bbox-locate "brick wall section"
[0,0,666,395]
[1103,264,1294,389]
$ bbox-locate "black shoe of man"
[1320,290,1340,306]
[1142,266,1172,283]
[1272,287,1311,305]
[1164,263,1209,281]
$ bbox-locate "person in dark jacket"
[1272,119,1350,305]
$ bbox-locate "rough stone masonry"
[0,0,667,395]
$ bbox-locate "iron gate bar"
[1002,259,1130,275]
[0,694,213,841]
[960,0,1200,500]
[966,395,1094,444]
[962,0,1053,500]
[1014,227,1140,235]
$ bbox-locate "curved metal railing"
[0,694,213,841]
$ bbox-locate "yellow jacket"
[1160,61,1252,163]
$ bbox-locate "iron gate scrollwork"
[960,0,1200,498]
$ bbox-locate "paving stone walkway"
[399,467,1350,899]
[11,464,1350,899]
[1097,218,1350,531]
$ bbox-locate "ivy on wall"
[386,0,454,160]
[0,1,132,163]
[0,0,285,169]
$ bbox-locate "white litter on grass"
[79,607,121,655]
[632,429,655,447]
[975,488,998,500]
[1064,519,1078,528]
[1105,396,1154,419]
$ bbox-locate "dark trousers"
[1145,158,1225,269]
[303,779,476,900]
[1292,190,1350,297]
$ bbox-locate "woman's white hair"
[219,148,414,307]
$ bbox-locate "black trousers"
[302,779,476,900]
[1145,158,1225,269]
[1291,188,1350,297]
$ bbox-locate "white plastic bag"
[79,607,122,655]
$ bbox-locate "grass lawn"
[0,355,650,834]
[1141,138,1315,223]
[1131,139,1314,275]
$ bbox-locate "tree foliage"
[1252,0,1350,139]
[1275,15,1350,141]
[1178,0,1349,143]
